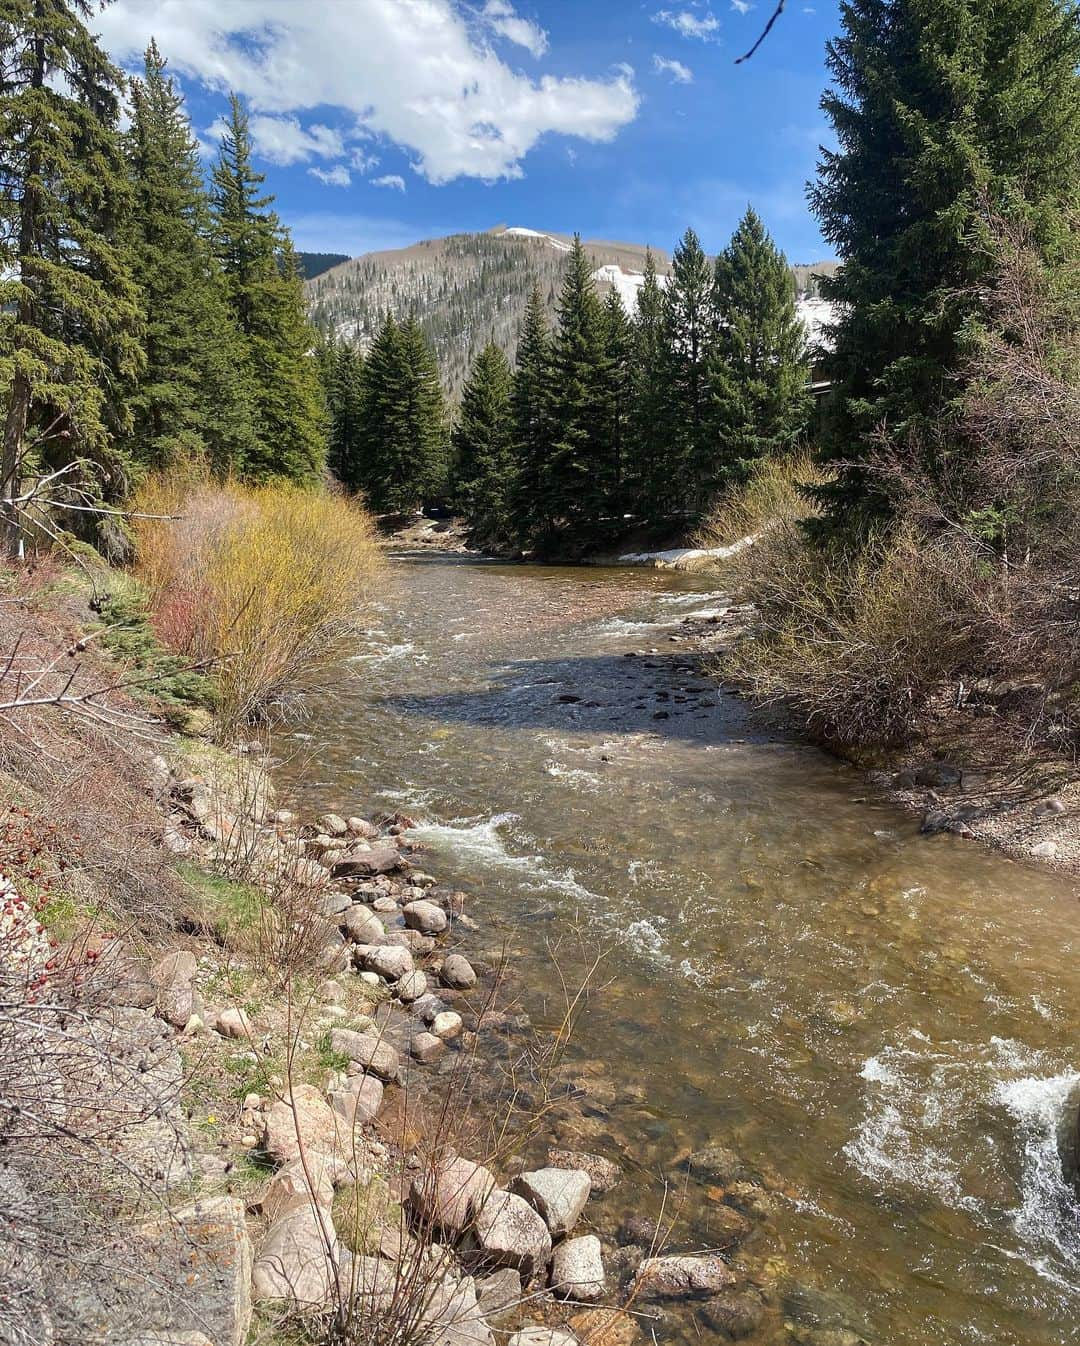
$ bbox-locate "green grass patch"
[176,860,268,941]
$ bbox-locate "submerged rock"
[513,1167,591,1238]
[441,954,478,990]
[547,1149,621,1192]
[634,1253,735,1300]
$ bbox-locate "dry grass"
[693,449,829,555]
[131,476,381,731]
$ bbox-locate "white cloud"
[94,0,638,184]
[653,54,694,84]
[249,114,344,165]
[652,8,721,40]
[309,164,351,187]
[351,147,381,174]
[481,1,548,58]
[730,0,754,13]
[372,174,406,191]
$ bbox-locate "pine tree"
[546,236,612,549]
[211,95,325,483]
[353,314,447,512]
[326,338,364,484]
[664,227,717,514]
[811,0,1080,529]
[452,341,514,547]
[0,0,143,552]
[601,288,633,517]
[627,249,675,524]
[124,41,253,476]
[710,207,810,487]
[509,283,553,546]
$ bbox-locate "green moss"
[332,1174,394,1255]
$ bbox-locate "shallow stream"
[277,554,1080,1346]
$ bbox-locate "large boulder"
[150,950,199,1028]
[550,1234,605,1303]
[332,846,402,879]
[403,899,448,935]
[342,907,387,944]
[513,1168,591,1238]
[330,1073,385,1127]
[634,1254,735,1300]
[361,945,415,982]
[261,1156,336,1224]
[421,1272,495,1346]
[440,954,477,990]
[410,1156,497,1236]
[472,1190,552,1281]
[331,1028,401,1082]
[252,1206,346,1309]
[261,1084,346,1167]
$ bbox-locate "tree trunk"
[0,375,30,561]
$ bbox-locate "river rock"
[410,1156,497,1235]
[319,813,349,837]
[476,1267,522,1324]
[214,1006,251,1040]
[403,899,448,934]
[330,1073,384,1127]
[550,1234,604,1302]
[683,1143,751,1185]
[332,846,402,879]
[473,1190,552,1280]
[342,907,386,944]
[700,1289,767,1339]
[634,1254,735,1300]
[361,945,415,981]
[411,1031,446,1064]
[513,1167,591,1238]
[1056,1079,1080,1191]
[432,1011,463,1040]
[260,1156,335,1224]
[441,954,477,990]
[398,970,428,1002]
[251,1207,348,1309]
[547,1150,621,1193]
[330,1029,400,1082]
[348,817,377,837]
[261,1085,346,1168]
[387,929,437,956]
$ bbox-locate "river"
[276,553,1080,1346]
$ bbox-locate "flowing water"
[276,553,1080,1346]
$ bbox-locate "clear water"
[276,554,1080,1345]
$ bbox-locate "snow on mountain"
[502,227,572,252]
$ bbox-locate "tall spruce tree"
[0,0,143,552]
[627,249,674,523]
[352,314,447,512]
[452,341,514,547]
[601,287,633,517]
[664,227,717,514]
[546,235,612,549]
[509,283,553,546]
[811,0,1080,530]
[710,207,810,485]
[326,337,364,484]
[211,95,325,483]
[125,41,253,475]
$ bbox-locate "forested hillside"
[306,227,835,399]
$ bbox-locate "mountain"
[296,251,351,281]
[304,226,837,399]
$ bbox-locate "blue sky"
[97,1,840,263]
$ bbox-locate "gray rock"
[318,890,353,917]
[547,1149,621,1193]
[261,1156,336,1224]
[411,1031,446,1064]
[332,845,402,878]
[550,1234,605,1302]
[214,1006,252,1040]
[441,954,477,990]
[361,944,415,981]
[319,813,349,836]
[150,950,198,1029]
[634,1254,735,1300]
[252,1206,346,1308]
[403,899,448,935]
[398,970,428,1003]
[330,1072,385,1127]
[421,1272,494,1346]
[507,1331,579,1346]
[412,992,449,1023]
[432,1011,463,1040]
[342,907,386,944]
[347,816,378,837]
[513,1167,591,1238]
[410,1156,498,1235]
[473,1190,552,1280]
[330,1029,400,1082]
[386,928,437,956]
[476,1267,522,1323]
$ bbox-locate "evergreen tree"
[352,314,447,512]
[811,0,1080,529]
[546,235,612,549]
[627,249,675,523]
[326,337,364,483]
[124,41,253,476]
[710,207,810,486]
[211,95,325,483]
[600,288,633,516]
[0,0,143,552]
[509,283,553,546]
[452,341,514,547]
[664,227,717,513]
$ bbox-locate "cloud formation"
[481,1,549,58]
[653,54,694,83]
[730,0,754,13]
[372,174,407,192]
[309,165,351,187]
[96,0,638,184]
[652,8,721,40]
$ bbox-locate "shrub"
[694,449,829,553]
[131,476,380,730]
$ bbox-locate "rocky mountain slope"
[305,226,837,399]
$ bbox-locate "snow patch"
[502,226,571,253]
[617,534,759,569]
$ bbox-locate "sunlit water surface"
[276,554,1080,1346]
